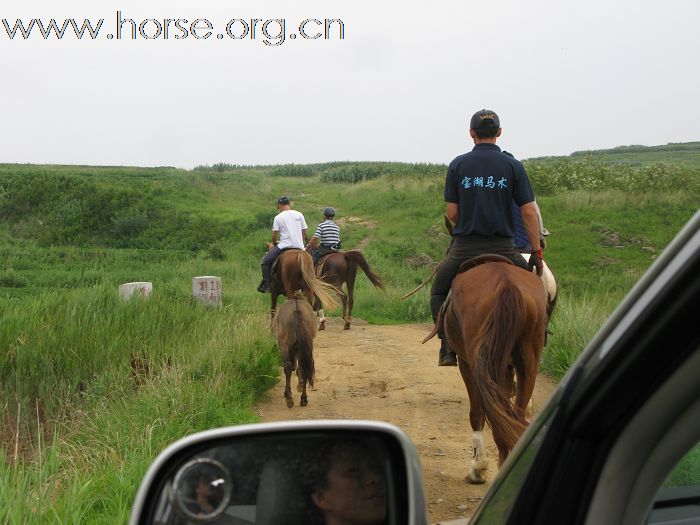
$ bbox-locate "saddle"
[271,248,304,281]
[314,249,341,273]
[422,254,514,344]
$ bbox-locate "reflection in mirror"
[146,431,402,525]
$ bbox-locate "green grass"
[1,143,699,522]
[665,444,700,487]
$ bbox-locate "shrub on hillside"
[319,165,384,183]
[270,165,315,177]
[524,158,699,195]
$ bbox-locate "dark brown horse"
[431,255,547,484]
[311,250,384,330]
[270,249,338,321]
[272,293,317,408]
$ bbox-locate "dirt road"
[253,317,557,524]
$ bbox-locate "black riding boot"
[257,264,272,293]
[438,338,457,366]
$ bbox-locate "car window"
[470,410,554,523]
[646,442,700,525]
[663,442,700,488]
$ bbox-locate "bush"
[0,268,27,288]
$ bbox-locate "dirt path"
[253,318,557,524]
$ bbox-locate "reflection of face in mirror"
[170,458,232,523]
[188,476,215,516]
[307,440,387,525]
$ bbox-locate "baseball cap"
[470,109,500,131]
[277,196,290,205]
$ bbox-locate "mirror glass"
[143,430,406,525]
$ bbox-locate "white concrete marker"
[192,276,222,306]
[119,282,153,301]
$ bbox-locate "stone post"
[119,282,153,301]
[192,276,222,306]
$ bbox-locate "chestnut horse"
[431,255,547,483]
[272,293,317,408]
[311,250,384,330]
[270,249,338,321]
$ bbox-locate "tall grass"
[541,290,621,378]
[1,284,279,524]
[664,444,700,487]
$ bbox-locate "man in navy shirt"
[431,109,543,365]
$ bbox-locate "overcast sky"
[1,0,698,169]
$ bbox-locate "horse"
[309,249,385,330]
[271,293,317,408]
[521,252,558,323]
[270,249,338,322]
[429,255,547,484]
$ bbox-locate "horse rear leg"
[283,360,294,408]
[299,378,308,406]
[513,346,539,424]
[270,291,279,328]
[458,358,489,484]
[344,271,357,330]
[296,364,303,392]
[314,297,325,331]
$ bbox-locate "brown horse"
[311,250,384,330]
[436,255,547,483]
[270,249,338,321]
[272,293,317,408]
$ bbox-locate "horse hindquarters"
[448,264,546,481]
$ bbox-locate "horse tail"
[297,251,339,310]
[293,300,315,387]
[344,251,385,290]
[472,279,528,451]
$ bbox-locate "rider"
[257,195,309,293]
[431,109,544,366]
[513,199,549,253]
[503,151,549,253]
[306,207,342,265]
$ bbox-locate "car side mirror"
[129,420,429,525]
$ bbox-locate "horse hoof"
[343,324,350,330]
[300,398,308,407]
[286,398,294,409]
[318,323,325,331]
[466,471,486,484]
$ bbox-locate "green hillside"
[1,144,698,522]
[532,141,700,168]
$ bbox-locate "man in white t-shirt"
[257,196,309,293]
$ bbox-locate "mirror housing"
[129,420,428,525]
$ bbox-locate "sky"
[1,0,698,169]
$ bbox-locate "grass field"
[1,142,698,522]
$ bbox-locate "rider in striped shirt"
[307,207,342,264]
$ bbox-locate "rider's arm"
[302,228,308,244]
[446,202,458,224]
[520,202,542,253]
[271,230,279,246]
